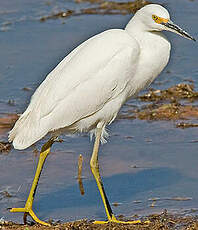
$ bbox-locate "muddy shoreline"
[1,212,198,230]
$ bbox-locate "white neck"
[125,16,148,37]
[125,15,165,41]
[124,14,171,96]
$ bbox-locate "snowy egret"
[9,4,195,226]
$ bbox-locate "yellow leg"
[90,128,143,225]
[10,138,56,226]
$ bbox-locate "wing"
[9,29,140,149]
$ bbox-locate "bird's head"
[136,4,195,41]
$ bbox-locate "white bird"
[9,4,195,226]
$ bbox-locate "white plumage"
[9,4,195,226]
[9,4,195,150]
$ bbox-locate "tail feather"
[9,110,48,150]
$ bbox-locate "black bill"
[162,20,196,41]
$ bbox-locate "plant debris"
[22,87,33,91]
[176,122,198,129]
[81,0,151,15]
[40,10,74,21]
[139,83,198,103]
[75,0,103,3]
[118,83,198,127]
[2,211,198,229]
[77,154,85,195]
[40,0,151,21]
[137,103,198,121]
[120,103,198,121]
[0,190,12,198]
[0,141,11,153]
[167,197,192,201]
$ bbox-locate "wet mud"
[0,113,18,153]
[0,114,18,129]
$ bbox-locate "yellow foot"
[93,214,150,225]
[94,220,141,224]
[10,208,50,226]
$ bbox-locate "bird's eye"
[152,15,158,22]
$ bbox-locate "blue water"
[1,0,198,224]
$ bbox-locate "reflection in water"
[37,167,182,210]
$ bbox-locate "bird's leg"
[90,128,142,225]
[10,137,56,226]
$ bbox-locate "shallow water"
[1,0,198,224]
